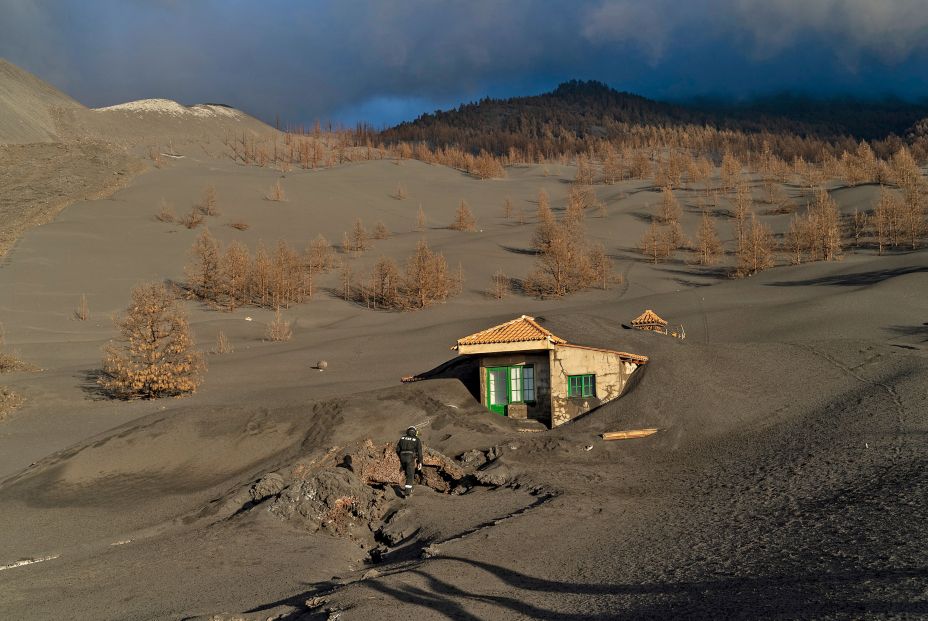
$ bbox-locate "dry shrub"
[372,221,390,240]
[731,182,752,247]
[489,268,510,299]
[198,185,219,216]
[0,352,27,374]
[525,201,612,297]
[359,239,456,310]
[227,220,250,231]
[873,186,905,253]
[351,218,369,252]
[575,153,595,185]
[720,152,742,192]
[736,213,776,276]
[0,324,30,374]
[180,208,204,230]
[761,183,794,213]
[659,187,682,224]
[502,196,514,219]
[221,241,251,311]
[629,151,651,179]
[149,146,164,168]
[602,144,623,184]
[156,199,176,223]
[404,240,456,308]
[185,233,336,310]
[340,260,353,301]
[363,256,402,309]
[0,386,23,421]
[306,234,335,298]
[266,308,293,342]
[266,180,287,202]
[393,182,407,200]
[98,282,205,399]
[809,190,843,261]
[694,211,722,266]
[849,208,869,248]
[214,330,233,354]
[416,205,427,232]
[450,200,477,231]
[638,221,673,264]
[587,243,615,290]
[186,229,222,302]
[470,151,506,179]
[75,294,90,321]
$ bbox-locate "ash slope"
[0,59,276,257]
[0,59,83,144]
[0,137,925,618]
[0,58,274,148]
[1,260,926,619]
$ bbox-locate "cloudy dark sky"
[3,0,928,127]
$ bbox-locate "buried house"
[404,316,649,427]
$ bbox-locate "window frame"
[567,374,596,398]
[508,364,536,404]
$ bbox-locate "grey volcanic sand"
[0,151,926,619]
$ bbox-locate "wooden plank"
[601,428,659,441]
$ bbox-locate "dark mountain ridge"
[379,79,928,156]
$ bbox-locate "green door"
[486,367,509,415]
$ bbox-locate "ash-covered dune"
[0,59,275,148]
[0,59,83,144]
[0,59,277,256]
[0,380,548,619]
[77,96,276,151]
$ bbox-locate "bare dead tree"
[695,211,722,266]
[451,200,477,231]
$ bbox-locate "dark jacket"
[396,434,423,463]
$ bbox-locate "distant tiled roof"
[455,315,567,347]
[631,309,667,326]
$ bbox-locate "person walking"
[396,426,423,497]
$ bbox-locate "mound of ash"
[243,440,471,538]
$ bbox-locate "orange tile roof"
[455,315,567,347]
[631,309,667,326]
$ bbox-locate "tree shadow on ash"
[657,265,730,287]
[79,368,111,400]
[886,323,928,343]
[249,556,928,620]
[767,266,928,287]
[499,244,539,256]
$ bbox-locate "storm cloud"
[2,0,927,126]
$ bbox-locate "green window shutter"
[568,374,596,398]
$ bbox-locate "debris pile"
[341,439,465,492]
[256,439,468,538]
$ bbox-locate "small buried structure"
[404,316,649,428]
[630,309,685,339]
